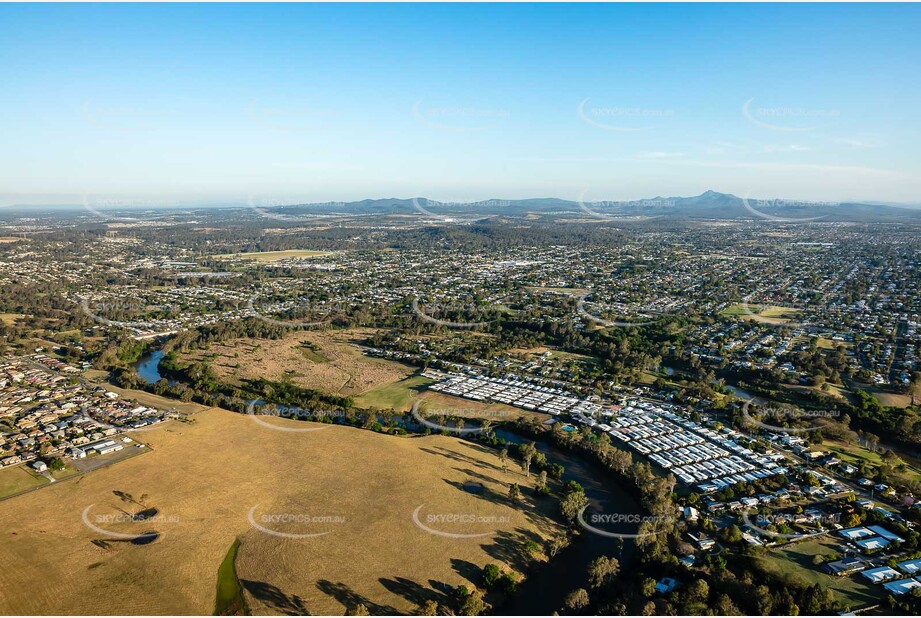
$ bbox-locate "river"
[722,383,770,405]
[134,350,178,386]
[491,429,643,615]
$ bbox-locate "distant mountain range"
[258,190,921,222]
[5,191,921,223]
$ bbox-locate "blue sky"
[1,3,920,206]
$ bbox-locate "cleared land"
[721,303,801,324]
[178,329,416,397]
[355,375,531,426]
[0,465,48,499]
[213,249,334,262]
[0,313,25,325]
[755,539,883,609]
[0,407,563,615]
[864,388,912,408]
[822,438,921,486]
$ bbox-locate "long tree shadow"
[451,466,504,486]
[378,576,450,608]
[441,475,555,530]
[458,440,508,460]
[315,579,398,615]
[240,580,311,616]
[90,532,160,548]
[419,446,504,473]
[480,528,545,572]
[449,558,482,584]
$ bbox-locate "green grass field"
[823,439,884,467]
[756,539,883,610]
[296,343,330,363]
[353,375,433,410]
[0,466,48,500]
[866,389,912,408]
[823,438,921,485]
[214,539,248,616]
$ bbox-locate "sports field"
[721,303,801,324]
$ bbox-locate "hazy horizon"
[2,3,921,205]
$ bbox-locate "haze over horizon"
[2,3,921,205]
[3,189,921,212]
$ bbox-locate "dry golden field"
[0,407,562,615]
[212,249,334,262]
[179,329,415,396]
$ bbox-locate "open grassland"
[0,313,25,325]
[179,329,415,397]
[0,465,48,499]
[721,303,801,324]
[823,438,921,485]
[865,388,912,408]
[213,249,334,262]
[355,375,531,424]
[755,539,883,610]
[781,383,850,402]
[0,407,563,615]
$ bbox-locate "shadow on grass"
[480,528,545,572]
[90,532,160,548]
[419,446,504,473]
[241,580,310,615]
[316,579,398,615]
[449,558,481,584]
[378,575,452,608]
